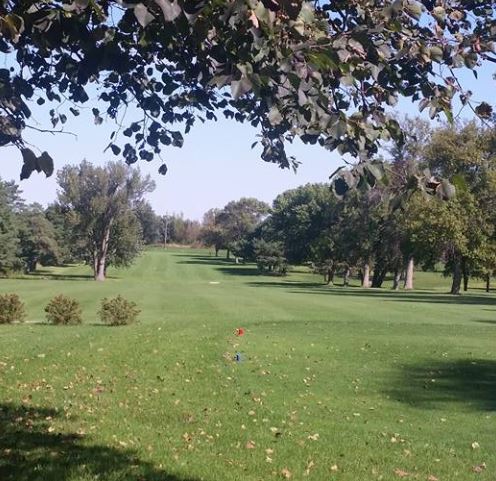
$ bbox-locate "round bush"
[99,295,140,326]
[44,295,82,325]
[0,293,26,324]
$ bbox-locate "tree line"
[200,120,496,295]
[0,161,201,281]
[1,119,495,291]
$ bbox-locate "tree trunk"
[226,249,230,260]
[95,257,106,281]
[371,260,387,288]
[404,257,414,290]
[343,266,350,287]
[486,273,491,293]
[328,266,335,285]
[392,267,401,290]
[162,217,168,248]
[362,263,370,288]
[450,256,462,295]
[94,225,111,281]
[26,258,37,273]
[215,246,219,257]
[462,258,469,292]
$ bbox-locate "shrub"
[99,295,140,326]
[0,293,26,324]
[44,295,82,325]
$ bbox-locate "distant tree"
[105,210,143,270]
[17,204,61,272]
[200,200,268,258]
[253,239,287,276]
[200,209,226,256]
[158,215,169,248]
[217,198,269,259]
[45,203,74,263]
[168,214,201,245]
[134,200,161,245]
[268,184,336,264]
[230,238,255,263]
[57,161,155,281]
[420,122,496,294]
[0,179,22,274]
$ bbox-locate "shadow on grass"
[3,269,119,282]
[385,359,496,411]
[246,280,496,306]
[30,269,119,281]
[0,403,199,481]
[174,253,262,276]
[474,320,496,325]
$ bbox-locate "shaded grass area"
[0,248,495,481]
[386,359,496,411]
[0,404,198,481]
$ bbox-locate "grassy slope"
[0,248,495,481]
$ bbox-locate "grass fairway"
[0,248,495,481]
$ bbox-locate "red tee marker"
[234,328,245,337]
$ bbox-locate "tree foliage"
[200,199,269,256]
[0,179,21,274]
[18,204,61,272]
[1,0,494,179]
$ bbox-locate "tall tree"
[0,178,22,274]
[215,199,269,258]
[57,161,155,280]
[17,204,60,272]
[134,200,161,245]
[45,203,75,263]
[167,214,202,245]
[200,209,227,256]
[422,122,496,293]
[268,184,336,264]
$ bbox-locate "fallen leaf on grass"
[394,468,409,477]
[304,460,315,476]
[245,440,256,449]
[427,475,438,481]
[471,441,480,450]
[281,468,292,478]
[330,464,338,472]
[307,433,319,441]
[472,462,486,473]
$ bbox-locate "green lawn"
[0,248,495,481]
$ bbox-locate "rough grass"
[0,247,495,481]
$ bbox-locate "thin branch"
[25,124,78,139]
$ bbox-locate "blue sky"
[1,64,494,220]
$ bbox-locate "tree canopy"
[56,160,155,280]
[1,0,494,179]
